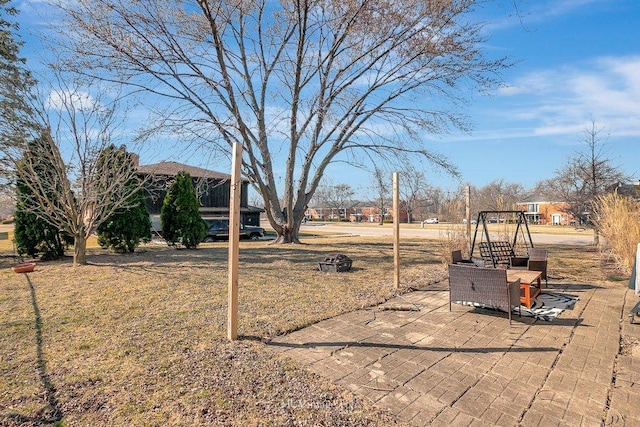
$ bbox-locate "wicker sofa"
[448,263,521,323]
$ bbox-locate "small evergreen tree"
[96,146,152,253]
[14,195,69,260]
[161,171,206,248]
[13,139,70,260]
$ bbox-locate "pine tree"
[13,139,70,260]
[14,194,69,260]
[96,145,151,253]
[161,171,206,249]
[0,0,38,190]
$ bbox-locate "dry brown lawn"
[0,233,625,426]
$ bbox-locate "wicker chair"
[448,264,521,323]
[451,250,474,264]
[528,248,548,285]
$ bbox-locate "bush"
[161,171,206,248]
[439,226,471,263]
[14,209,70,260]
[97,195,152,253]
[96,146,152,253]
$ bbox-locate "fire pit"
[318,253,352,272]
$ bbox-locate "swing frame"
[469,210,534,268]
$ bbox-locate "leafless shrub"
[439,225,470,263]
[594,192,640,274]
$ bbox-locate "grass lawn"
[0,233,620,426]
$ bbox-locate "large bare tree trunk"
[272,227,301,244]
[271,215,303,243]
[73,235,87,265]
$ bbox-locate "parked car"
[202,218,265,242]
[462,218,477,224]
[424,218,439,224]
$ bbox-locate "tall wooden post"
[228,142,242,341]
[465,184,471,253]
[393,172,400,291]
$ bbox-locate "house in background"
[518,181,640,226]
[305,203,408,223]
[136,161,264,231]
[516,195,574,225]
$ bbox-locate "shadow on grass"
[4,274,64,426]
[83,239,444,270]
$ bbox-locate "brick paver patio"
[269,280,640,426]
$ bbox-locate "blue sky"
[12,0,640,199]
[427,0,640,192]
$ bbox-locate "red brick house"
[306,204,408,223]
[516,197,574,225]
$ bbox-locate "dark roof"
[518,194,546,204]
[137,161,230,180]
[517,193,564,204]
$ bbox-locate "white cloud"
[497,72,555,95]
[494,55,640,138]
[484,0,612,33]
[45,89,98,112]
[542,0,604,17]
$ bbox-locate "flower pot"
[13,262,36,273]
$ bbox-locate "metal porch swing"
[469,210,535,268]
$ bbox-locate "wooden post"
[228,142,242,341]
[465,184,471,253]
[630,243,640,296]
[393,172,400,291]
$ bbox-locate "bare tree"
[5,75,146,265]
[369,166,391,225]
[400,165,430,224]
[51,0,510,243]
[472,179,525,213]
[312,180,356,221]
[441,190,465,223]
[548,120,629,245]
[526,179,564,206]
[413,185,446,220]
